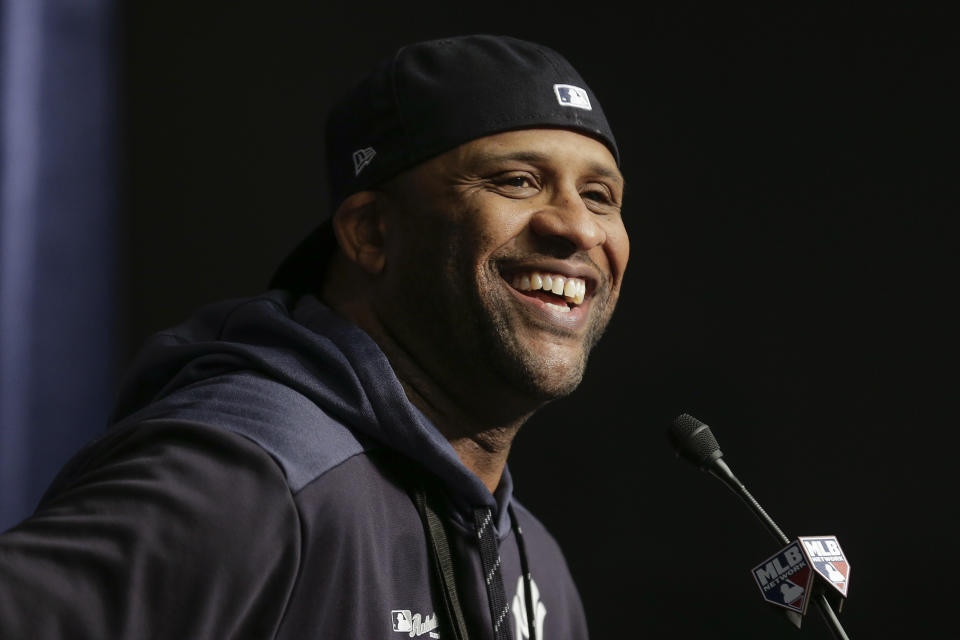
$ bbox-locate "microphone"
[668,413,851,639]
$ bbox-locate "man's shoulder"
[65,371,374,497]
[9,414,303,639]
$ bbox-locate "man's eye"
[496,175,535,189]
[581,187,612,203]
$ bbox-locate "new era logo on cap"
[553,84,592,110]
[352,147,377,176]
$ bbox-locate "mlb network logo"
[553,84,592,110]
[799,535,851,597]
[752,535,851,616]
[751,541,814,614]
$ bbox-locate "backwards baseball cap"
[270,34,619,291]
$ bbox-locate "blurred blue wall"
[0,0,118,531]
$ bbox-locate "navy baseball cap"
[270,34,619,291]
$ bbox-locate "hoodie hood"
[110,291,510,526]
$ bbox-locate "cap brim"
[268,218,338,292]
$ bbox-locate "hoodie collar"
[110,291,515,535]
[293,294,513,532]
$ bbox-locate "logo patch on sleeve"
[391,609,439,638]
[553,84,592,110]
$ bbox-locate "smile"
[507,271,587,313]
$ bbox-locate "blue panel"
[0,0,117,531]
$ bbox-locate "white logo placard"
[799,535,851,597]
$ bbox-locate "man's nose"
[528,188,606,253]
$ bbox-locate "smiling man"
[0,35,626,640]
[323,127,627,494]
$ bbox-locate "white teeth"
[509,270,588,306]
[543,302,571,313]
[551,276,565,295]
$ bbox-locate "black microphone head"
[668,413,724,469]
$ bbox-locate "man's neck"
[323,289,533,494]
[396,373,530,494]
[321,262,542,493]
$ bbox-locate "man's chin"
[521,369,585,402]
[479,297,599,401]
[494,340,589,402]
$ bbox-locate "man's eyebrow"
[471,150,549,166]
[471,150,624,185]
[586,160,625,185]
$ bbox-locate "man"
[0,34,627,639]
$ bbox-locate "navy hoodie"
[0,291,589,639]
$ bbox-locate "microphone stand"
[709,458,851,640]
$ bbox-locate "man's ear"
[331,191,387,275]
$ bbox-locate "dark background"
[119,3,952,638]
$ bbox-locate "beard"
[380,236,617,407]
[467,272,614,401]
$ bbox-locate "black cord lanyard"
[412,486,537,640]
[509,505,537,640]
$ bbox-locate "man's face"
[374,128,629,406]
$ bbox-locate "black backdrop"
[123,4,954,637]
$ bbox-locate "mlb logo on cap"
[553,84,592,110]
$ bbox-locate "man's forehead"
[446,129,622,181]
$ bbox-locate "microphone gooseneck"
[668,413,789,545]
[668,413,851,640]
